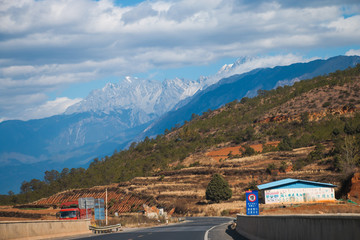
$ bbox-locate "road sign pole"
[106,188,108,225]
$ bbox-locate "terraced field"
[27,145,344,216]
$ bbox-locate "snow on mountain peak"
[125,76,132,83]
[218,64,234,74]
[65,76,206,117]
[103,82,115,91]
[66,55,304,118]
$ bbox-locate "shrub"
[262,144,278,153]
[307,143,325,162]
[332,128,340,136]
[293,159,306,171]
[221,209,230,216]
[241,145,256,156]
[245,180,258,191]
[279,161,287,172]
[174,199,190,214]
[205,174,232,203]
[189,161,200,167]
[266,163,276,174]
[344,122,356,135]
[278,136,293,151]
[173,164,185,170]
[322,102,331,108]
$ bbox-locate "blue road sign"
[95,198,104,208]
[94,198,105,220]
[246,190,259,215]
[94,207,105,220]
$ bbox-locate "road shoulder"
[207,221,248,240]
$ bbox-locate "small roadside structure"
[257,178,336,204]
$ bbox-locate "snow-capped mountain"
[66,76,206,119]
[0,75,214,194]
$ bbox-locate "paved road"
[74,217,246,240]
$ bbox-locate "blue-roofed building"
[257,178,336,204]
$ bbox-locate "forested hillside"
[1,64,360,205]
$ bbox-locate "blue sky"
[1,0,360,121]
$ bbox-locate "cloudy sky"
[1,0,360,122]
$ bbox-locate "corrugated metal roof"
[257,178,336,190]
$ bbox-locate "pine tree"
[205,173,232,203]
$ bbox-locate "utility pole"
[105,188,108,225]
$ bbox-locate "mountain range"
[1,55,360,194]
[142,56,360,137]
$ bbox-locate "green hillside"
[1,64,360,205]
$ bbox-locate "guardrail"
[89,224,122,234]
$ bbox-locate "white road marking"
[204,222,231,240]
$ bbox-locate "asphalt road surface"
[74,217,247,240]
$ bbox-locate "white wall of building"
[264,187,335,204]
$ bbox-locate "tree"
[339,135,360,174]
[278,136,293,151]
[205,174,232,203]
[191,113,199,121]
[240,97,249,104]
[344,122,356,135]
[44,170,60,184]
[29,179,45,191]
[244,126,255,141]
[60,168,70,178]
[307,143,325,162]
[20,181,31,194]
[8,191,18,204]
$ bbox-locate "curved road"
[74,217,247,240]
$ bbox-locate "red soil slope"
[207,141,279,161]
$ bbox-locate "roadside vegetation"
[205,173,232,203]
[1,64,360,205]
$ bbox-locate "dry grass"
[106,213,169,227]
[191,201,247,217]
[264,81,360,119]
[260,202,360,215]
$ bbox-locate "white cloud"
[0,95,82,122]
[0,0,359,121]
[203,54,317,86]
[229,54,314,75]
[0,152,48,164]
[345,49,360,56]
[20,97,82,121]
